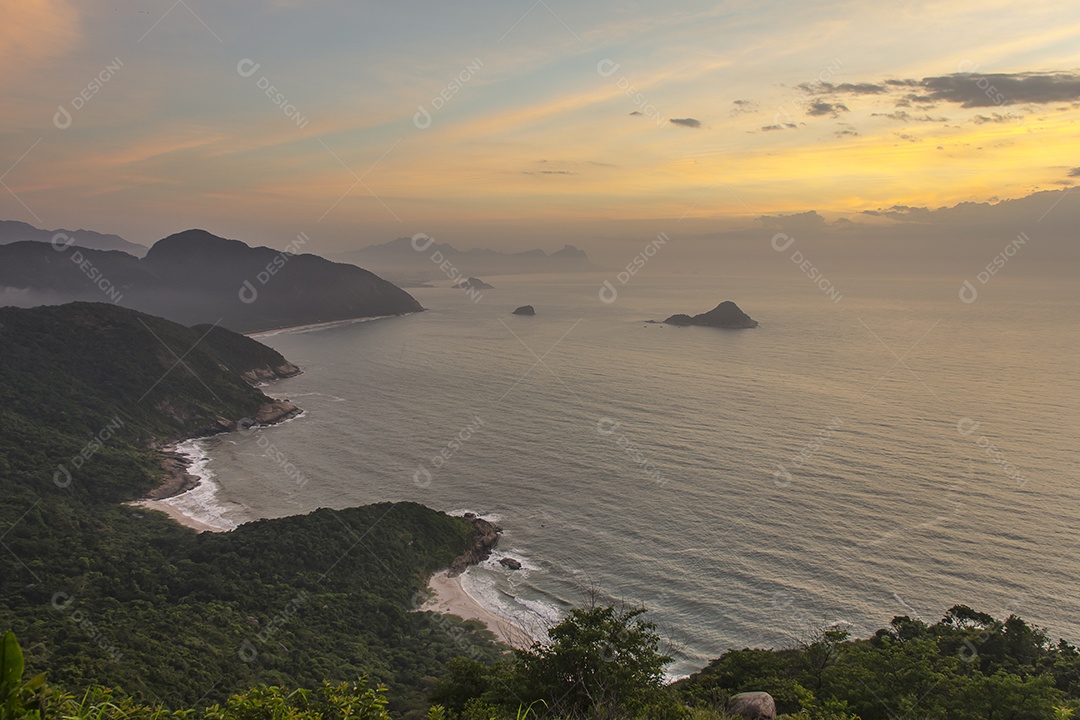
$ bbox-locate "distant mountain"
[335,236,594,283]
[0,219,147,256]
[0,229,423,332]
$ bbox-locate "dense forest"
[7,601,1080,719]
[0,303,499,716]
[3,303,1079,720]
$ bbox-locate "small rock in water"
[499,557,523,570]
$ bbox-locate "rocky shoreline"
[145,447,202,500]
[144,399,303,502]
[142,362,303,503]
[448,513,502,576]
[241,361,302,385]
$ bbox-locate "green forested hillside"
[0,303,499,716]
[4,303,1080,720]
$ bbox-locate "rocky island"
[453,277,494,290]
[663,300,758,329]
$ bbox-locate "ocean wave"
[460,565,562,644]
[446,509,503,523]
[248,314,403,338]
[161,440,239,531]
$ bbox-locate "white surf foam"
[160,439,239,531]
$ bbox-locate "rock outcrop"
[240,362,302,384]
[499,557,523,570]
[251,400,301,426]
[512,305,535,316]
[448,516,501,576]
[726,692,776,719]
[663,301,758,329]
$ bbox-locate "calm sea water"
[166,270,1079,677]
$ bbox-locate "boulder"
[725,692,776,719]
[499,557,523,570]
[512,305,535,316]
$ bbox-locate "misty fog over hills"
[335,235,595,285]
[0,219,147,256]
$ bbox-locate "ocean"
[161,269,1079,677]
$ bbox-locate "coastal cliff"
[448,514,501,576]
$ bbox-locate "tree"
[515,604,674,718]
[0,631,46,720]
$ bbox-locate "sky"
[3,0,1080,259]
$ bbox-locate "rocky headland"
[448,514,502,576]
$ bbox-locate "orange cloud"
[0,0,81,87]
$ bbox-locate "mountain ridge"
[335,235,594,284]
[0,219,147,256]
[0,229,423,332]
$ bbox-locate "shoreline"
[135,369,304,532]
[423,570,534,650]
[246,312,419,339]
[129,439,235,532]
[420,514,545,650]
[131,496,229,533]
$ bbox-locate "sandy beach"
[131,498,228,533]
[423,570,534,649]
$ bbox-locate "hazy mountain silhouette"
[335,236,594,284]
[0,229,422,332]
[0,220,147,256]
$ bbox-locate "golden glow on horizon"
[3,0,1080,240]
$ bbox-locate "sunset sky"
[3,0,1080,254]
